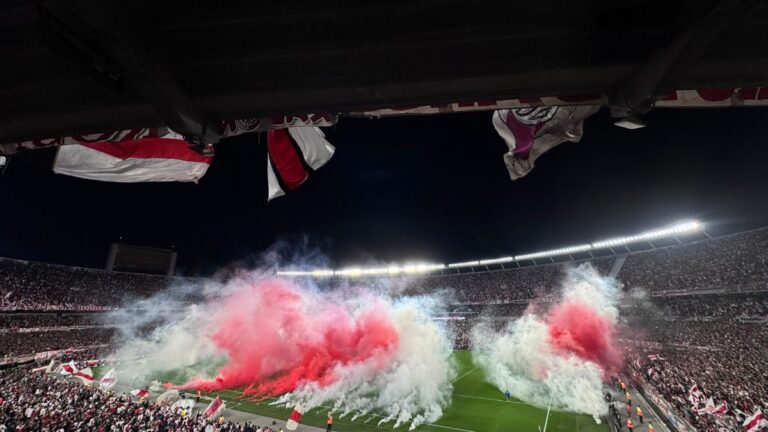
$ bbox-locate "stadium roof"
[277,219,704,277]
[1,1,767,145]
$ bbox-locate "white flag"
[99,368,117,389]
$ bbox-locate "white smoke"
[108,272,455,430]
[472,264,620,423]
[275,296,456,430]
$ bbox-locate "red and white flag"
[59,360,78,376]
[492,105,599,180]
[266,127,335,200]
[647,354,665,361]
[286,403,305,431]
[53,131,212,183]
[203,396,225,418]
[713,401,728,415]
[744,410,767,432]
[131,389,151,398]
[74,367,94,384]
[689,384,704,406]
[99,368,117,389]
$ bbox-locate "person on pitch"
[636,406,643,423]
[326,412,333,432]
[505,390,511,401]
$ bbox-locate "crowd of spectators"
[0,368,276,431]
[0,313,107,330]
[0,258,202,311]
[0,328,116,358]
[623,292,768,432]
[620,228,768,294]
[405,258,612,303]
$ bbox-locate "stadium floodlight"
[315,263,447,277]
[478,256,515,266]
[447,260,481,268]
[591,220,703,249]
[515,244,592,261]
[277,219,704,277]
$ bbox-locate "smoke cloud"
[109,272,455,430]
[472,264,621,422]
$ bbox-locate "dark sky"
[1,107,768,275]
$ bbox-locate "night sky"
[1,107,767,276]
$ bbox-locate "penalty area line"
[424,424,477,432]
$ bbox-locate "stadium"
[2,1,768,432]
[1,221,767,432]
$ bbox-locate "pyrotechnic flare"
[472,264,622,422]
[112,274,455,430]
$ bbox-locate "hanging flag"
[53,132,212,183]
[203,396,225,418]
[99,368,117,389]
[59,360,78,376]
[492,105,599,180]
[74,367,94,384]
[286,403,306,431]
[131,389,151,398]
[267,127,335,200]
[744,410,767,432]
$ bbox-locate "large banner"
[4,114,337,153]
[351,88,768,117]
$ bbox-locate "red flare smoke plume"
[547,302,621,372]
[179,279,399,397]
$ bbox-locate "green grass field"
[96,352,606,432]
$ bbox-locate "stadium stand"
[0,367,270,431]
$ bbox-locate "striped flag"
[286,403,305,431]
[59,360,78,376]
[267,127,335,200]
[131,389,151,398]
[203,396,225,418]
[53,132,212,183]
[74,367,94,384]
[744,410,767,432]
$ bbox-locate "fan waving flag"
[74,367,94,384]
[59,360,78,376]
[492,105,599,180]
[203,396,225,418]
[744,410,767,432]
[131,389,151,398]
[267,127,335,200]
[286,403,305,431]
[100,368,117,389]
[53,131,212,183]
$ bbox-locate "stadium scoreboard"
[105,243,177,275]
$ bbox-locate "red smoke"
[547,302,621,371]
[179,279,399,396]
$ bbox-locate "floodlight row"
[277,220,703,277]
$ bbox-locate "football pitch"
[97,351,607,432]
